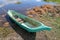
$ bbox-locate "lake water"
[0,0,56,14]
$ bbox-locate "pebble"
[2,14,6,18]
[55,14,59,17]
[29,10,36,14]
[3,22,9,27]
[28,15,33,18]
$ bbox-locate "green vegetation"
[15,1,21,4]
[44,0,60,3]
[43,7,60,40]
[0,27,14,37]
[38,15,60,40]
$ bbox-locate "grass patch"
[44,0,60,3]
[0,27,14,38]
[15,1,21,4]
[38,15,60,40]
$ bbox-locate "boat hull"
[7,10,52,32]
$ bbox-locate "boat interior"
[12,12,41,28]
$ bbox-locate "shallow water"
[0,0,56,12]
[0,0,59,40]
[0,0,56,26]
[0,0,56,27]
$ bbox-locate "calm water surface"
[0,0,56,26]
[0,0,56,14]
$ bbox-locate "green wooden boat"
[7,10,52,32]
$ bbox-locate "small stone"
[33,7,40,10]
[2,14,6,18]
[39,9,46,14]
[28,15,33,18]
[41,4,54,9]
[29,10,36,14]
[3,22,9,27]
[55,14,59,17]
[5,22,9,25]
[42,7,48,12]
[26,11,31,15]
[33,7,41,12]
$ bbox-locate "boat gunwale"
[7,10,52,32]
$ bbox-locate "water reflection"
[0,0,56,8]
[1,0,56,15]
[0,0,56,27]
